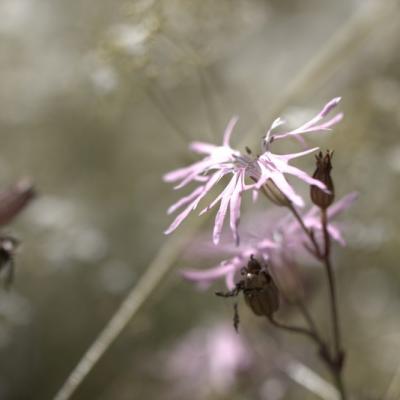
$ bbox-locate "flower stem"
[288,203,322,257]
[321,209,342,361]
[296,301,322,343]
[267,315,325,350]
[287,204,347,400]
[321,209,347,400]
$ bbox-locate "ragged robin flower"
[164,98,343,245]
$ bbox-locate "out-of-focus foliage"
[0,0,400,399]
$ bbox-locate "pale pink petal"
[254,162,272,189]
[328,224,346,246]
[167,186,204,215]
[280,113,343,137]
[223,116,239,147]
[213,175,238,245]
[279,163,327,191]
[198,170,237,216]
[271,98,342,141]
[276,147,319,161]
[181,263,234,281]
[264,117,285,145]
[165,171,227,233]
[320,96,341,116]
[269,117,285,131]
[173,161,211,189]
[163,165,197,182]
[164,200,198,235]
[310,113,343,130]
[292,134,307,147]
[270,172,304,207]
[189,141,218,154]
[327,192,358,220]
[252,189,258,203]
[257,239,279,249]
[297,97,341,131]
[229,175,244,246]
[191,170,226,210]
[225,269,237,290]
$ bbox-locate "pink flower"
[164,323,252,398]
[164,98,342,245]
[182,237,277,290]
[181,193,357,290]
[284,192,358,246]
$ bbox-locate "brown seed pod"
[310,150,334,209]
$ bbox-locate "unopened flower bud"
[0,179,35,226]
[310,151,334,209]
[261,179,291,207]
[243,257,280,317]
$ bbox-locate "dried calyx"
[310,150,334,209]
[261,178,291,207]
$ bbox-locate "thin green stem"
[288,203,347,400]
[288,203,322,257]
[296,301,322,343]
[321,209,342,360]
[267,315,323,348]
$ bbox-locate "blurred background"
[0,0,400,399]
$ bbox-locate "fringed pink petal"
[173,161,211,189]
[229,175,244,246]
[223,116,239,147]
[276,147,319,161]
[225,269,237,290]
[167,186,204,215]
[271,98,342,141]
[164,200,198,235]
[296,97,341,131]
[270,172,304,207]
[191,170,226,210]
[213,175,238,245]
[189,141,218,154]
[327,192,358,220]
[328,224,346,246]
[181,262,236,283]
[279,163,327,191]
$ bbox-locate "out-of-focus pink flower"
[164,323,252,398]
[182,193,357,290]
[284,192,358,246]
[164,99,342,245]
[182,237,277,290]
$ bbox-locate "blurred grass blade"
[52,223,200,400]
[285,359,340,400]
